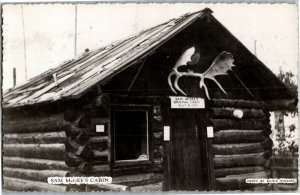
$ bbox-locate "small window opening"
[114,110,148,161]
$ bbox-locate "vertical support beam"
[205,103,216,190]
[106,94,112,176]
[196,99,216,190]
[13,68,16,87]
[161,97,171,191]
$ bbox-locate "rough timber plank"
[3,144,65,160]
[211,119,269,131]
[214,153,266,168]
[3,167,67,182]
[3,131,66,144]
[215,166,265,178]
[63,14,200,97]
[3,176,67,192]
[113,173,163,187]
[211,99,265,108]
[213,130,264,144]
[211,99,296,111]
[211,107,265,119]
[3,113,67,133]
[212,143,264,155]
[216,171,271,190]
[3,156,69,170]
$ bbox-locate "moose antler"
[168,49,234,99]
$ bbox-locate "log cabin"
[2,8,297,191]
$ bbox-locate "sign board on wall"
[164,126,170,141]
[96,125,105,133]
[170,96,205,109]
[207,126,214,138]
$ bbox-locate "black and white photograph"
[1,1,299,192]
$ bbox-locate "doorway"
[163,108,210,190]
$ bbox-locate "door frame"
[161,98,215,191]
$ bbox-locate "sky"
[1,3,298,90]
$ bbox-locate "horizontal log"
[153,137,163,146]
[211,119,270,130]
[90,136,108,151]
[113,160,151,168]
[3,131,66,144]
[65,152,84,167]
[271,166,298,171]
[65,140,94,158]
[88,183,130,192]
[3,113,67,133]
[213,130,265,144]
[211,98,297,111]
[261,137,273,150]
[3,177,66,192]
[78,162,93,173]
[94,149,109,162]
[214,153,267,168]
[215,166,265,177]
[3,144,65,160]
[153,115,162,122]
[216,171,271,190]
[153,120,163,132]
[91,165,110,175]
[153,146,163,159]
[3,167,67,182]
[265,99,297,111]
[65,125,87,139]
[91,161,110,166]
[277,184,298,191]
[153,159,163,172]
[212,143,264,155]
[3,156,69,170]
[90,136,108,142]
[113,173,163,187]
[94,149,108,157]
[211,107,265,119]
[153,132,163,139]
[211,99,264,108]
[112,164,153,176]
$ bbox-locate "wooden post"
[205,104,216,190]
[161,97,171,191]
[13,68,16,87]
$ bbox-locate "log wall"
[152,105,164,172]
[3,95,163,192]
[6,96,278,191]
[2,111,69,192]
[64,95,163,191]
[209,99,273,191]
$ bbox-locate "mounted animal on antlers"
[167,46,235,99]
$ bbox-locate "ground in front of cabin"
[131,182,162,192]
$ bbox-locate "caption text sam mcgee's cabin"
[2,8,297,192]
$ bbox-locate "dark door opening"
[114,110,149,161]
[163,108,210,191]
